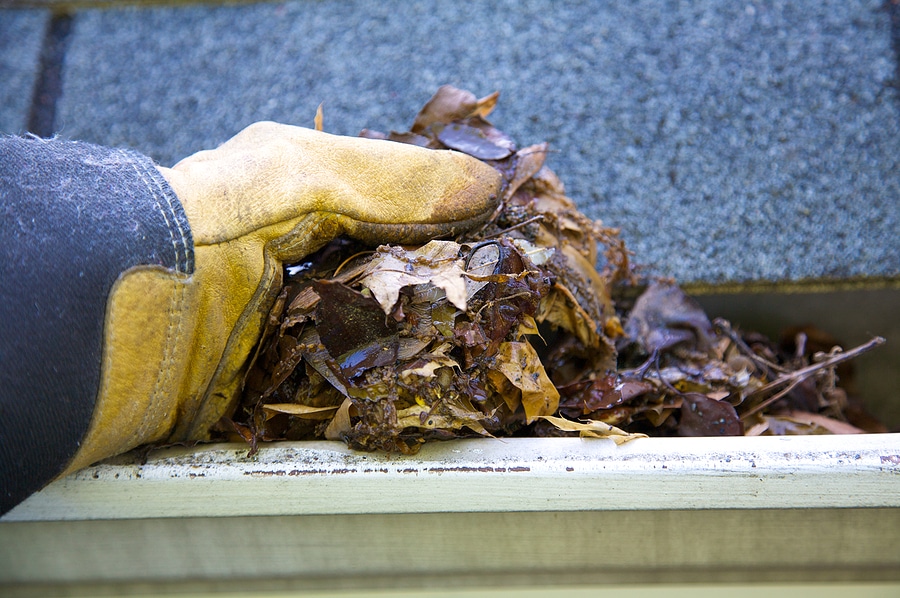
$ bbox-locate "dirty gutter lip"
[4,434,899,521]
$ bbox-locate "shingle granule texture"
[53,0,900,285]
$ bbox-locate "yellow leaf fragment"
[324,398,354,440]
[539,415,648,445]
[510,237,555,266]
[401,353,460,379]
[494,340,559,423]
[396,404,491,436]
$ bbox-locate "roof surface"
[3,1,899,287]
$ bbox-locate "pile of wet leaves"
[223,86,886,454]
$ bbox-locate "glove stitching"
[120,150,191,440]
[138,272,186,442]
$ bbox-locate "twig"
[713,317,789,376]
[482,214,545,239]
[740,336,885,420]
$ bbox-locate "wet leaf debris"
[222,86,886,454]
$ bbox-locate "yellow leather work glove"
[65,122,501,474]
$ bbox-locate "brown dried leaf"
[678,393,744,437]
[505,143,549,199]
[324,398,354,440]
[411,85,479,134]
[765,411,866,435]
[314,103,324,131]
[472,90,500,118]
[557,374,625,418]
[537,283,600,349]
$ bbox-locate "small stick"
[482,215,545,239]
[740,336,885,419]
[713,317,789,376]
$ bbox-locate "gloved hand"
[65,122,501,474]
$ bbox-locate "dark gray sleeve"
[0,136,194,515]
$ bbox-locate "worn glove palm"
[66,122,501,473]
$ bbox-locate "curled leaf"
[539,415,647,445]
[625,283,715,356]
[411,85,479,133]
[262,403,339,420]
[324,398,354,440]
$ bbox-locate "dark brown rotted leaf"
[387,131,435,147]
[313,280,398,368]
[338,340,400,379]
[678,393,743,437]
[472,240,548,345]
[557,374,625,418]
[617,377,655,401]
[432,122,514,160]
[264,334,307,396]
[625,282,715,356]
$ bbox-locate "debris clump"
[223,86,886,454]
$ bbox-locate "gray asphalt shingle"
[0,10,47,134]
[14,0,900,286]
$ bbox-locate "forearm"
[0,136,194,515]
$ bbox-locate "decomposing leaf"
[359,241,469,313]
[677,393,743,437]
[313,279,399,378]
[557,374,624,418]
[625,282,715,357]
